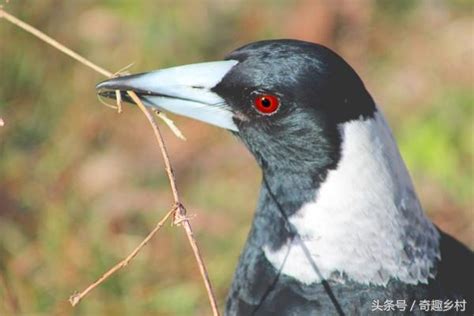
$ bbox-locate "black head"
[213,40,376,173]
[96,39,376,174]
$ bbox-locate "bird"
[96,39,473,315]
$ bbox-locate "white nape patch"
[263,110,440,286]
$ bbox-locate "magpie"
[96,39,473,315]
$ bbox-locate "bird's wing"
[434,228,474,301]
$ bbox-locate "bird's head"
[97,40,376,174]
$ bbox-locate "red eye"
[254,94,280,114]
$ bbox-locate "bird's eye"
[254,94,280,115]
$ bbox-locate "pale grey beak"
[96,60,239,131]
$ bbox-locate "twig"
[0,8,112,77]
[0,7,185,137]
[1,8,219,316]
[69,208,175,306]
[127,92,220,316]
[155,111,186,141]
[0,272,21,315]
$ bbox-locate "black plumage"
[97,39,473,315]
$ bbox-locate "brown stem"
[128,91,220,316]
[0,8,112,77]
[69,208,175,306]
[2,8,220,315]
[0,271,21,315]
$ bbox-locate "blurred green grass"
[0,1,472,315]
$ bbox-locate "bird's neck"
[248,111,440,286]
[246,171,319,252]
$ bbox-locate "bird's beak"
[96,60,239,131]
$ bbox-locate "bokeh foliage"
[0,1,472,315]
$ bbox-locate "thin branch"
[0,271,21,315]
[69,208,175,307]
[1,8,220,316]
[0,8,112,77]
[128,91,220,316]
[0,7,186,136]
[155,111,186,141]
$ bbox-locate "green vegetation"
[0,1,472,315]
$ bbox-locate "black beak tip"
[96,79,114,99]
[96,78,130,99]
[97,89,115,99]
[96,78,116,91]
[96,73,147,92]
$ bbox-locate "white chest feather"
[263,111,440,286]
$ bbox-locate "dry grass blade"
[0,272,21,315]
[1,8,219,316]
[69,208,175,306]
[115,89,123,113]
[0,7,184,137]
[128,91,219,315]
[155,111,187,141]
[0,8,112,77]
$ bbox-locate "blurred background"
[0,0,472,315]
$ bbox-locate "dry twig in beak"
[2,8,219,316]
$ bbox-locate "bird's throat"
[248,111,441,286]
